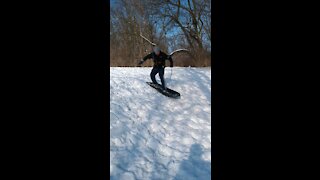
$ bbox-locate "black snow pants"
[150,66,166,89]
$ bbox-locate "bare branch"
[166,0,194,16]
[140,33,157,46]
[169,49,189,56]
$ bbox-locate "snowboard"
[146,82,180,99]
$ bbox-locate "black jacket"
[142,51,173,67]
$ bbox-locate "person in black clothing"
[138,46,173,90]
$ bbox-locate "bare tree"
[110,0,211,67]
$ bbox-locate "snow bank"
[110,67,211,180]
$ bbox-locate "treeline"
[110,0,211,67]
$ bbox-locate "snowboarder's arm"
[142,53,153,61]
[138,53,153,66]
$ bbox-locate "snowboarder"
[138,46,173,91]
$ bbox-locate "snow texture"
[110,67,211,180]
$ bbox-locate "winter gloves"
[137,59,144,67]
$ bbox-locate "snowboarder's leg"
[159,67,166,90]
[150,67,159,85]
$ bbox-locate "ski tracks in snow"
[110,67,211,180]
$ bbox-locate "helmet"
[153,46,160,54]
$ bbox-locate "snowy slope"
[110,67,211,180]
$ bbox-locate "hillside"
[110,67,211,180]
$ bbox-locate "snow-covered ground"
[110,67,211,180]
